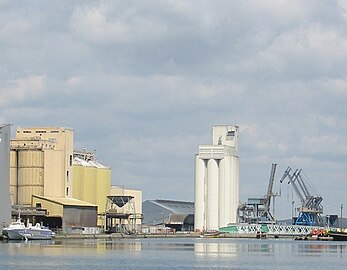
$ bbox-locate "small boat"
[328,230,347,241]
[2,219,56,240]
[2,219,26,240]
[200,231,220,238]
[20,223,56,240]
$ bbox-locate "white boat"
[21,223,56,240]
[2,219,56,240]
[2,219,26,240]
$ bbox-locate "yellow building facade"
[10,127,73,206]
[72,152,111,225]
[9,127,143,231]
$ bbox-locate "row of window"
[20,130,61,134]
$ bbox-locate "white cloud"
[1,1,347,213]
[0,75,46,106]
[69,3,168,44]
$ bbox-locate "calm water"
[1,238,346,270]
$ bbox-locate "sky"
[1,0,347,219]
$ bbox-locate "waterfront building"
[8,126,143,233]
[142,199,194,232]
[0,124,12,228]
[194,125,239,231]
[72,149,111,226]
[106,186,143,233]
[32,195,98,233]
[10,127,74,205]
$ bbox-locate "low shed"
[32,195,98,233]
[143,199,194,231]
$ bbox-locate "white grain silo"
[194,125,239,232]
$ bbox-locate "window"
[226,130,235,140]
[67,171,69,182]
[66,187,69,196]
[69,155,72,166]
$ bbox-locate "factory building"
[8,126,142,233]
[32,195,98,234]
[142,200,194,232]
[0,124,12,228]
[72,149,111,226]
[194,125,239,232]
[10,127,74,205]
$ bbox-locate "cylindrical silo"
[72,164,84,200]
[194,155,206,232]
[17,150,44,206]
[206,159,219,231]
[10,150,18,205]
[218,157,226,228]
[84,166,97,204]
[230,156,239,223]
[219,156,232,228]
[96,167,111,213]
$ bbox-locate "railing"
[219,224,326,236]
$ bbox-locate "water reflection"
[195,241,238,258]
[194,239,347,258]
[297,243,347,254]
[1,238,347,270]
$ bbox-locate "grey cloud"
[1,0,347,217]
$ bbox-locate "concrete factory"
[194,125,239,232]
[0,125,142,235]
[1,123,345,239]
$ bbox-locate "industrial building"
[105,186,143,233]
[32,195,98,234]
[10,127,74,205]
[0,124,12,228]
[8,126,142,233]
[142,199,194,232]
[194,125,239,232]
[72,150,111,226]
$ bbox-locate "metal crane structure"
[279,167,323,226]
[238,163,278,224]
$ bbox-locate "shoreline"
[1,232,334,241]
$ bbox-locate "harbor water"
[1,238,346,270]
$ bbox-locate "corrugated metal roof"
[73,157,109,169]
[147,200,194,214]
[33,195,97,207]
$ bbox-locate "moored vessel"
[328,229,347,241]
[2,219,55,240]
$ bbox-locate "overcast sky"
[1,0,347,219]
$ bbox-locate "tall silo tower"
[0,124,12,228]
[194,125,239,232]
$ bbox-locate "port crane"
[262,163,278,221]
[279,167,323,226]
[237,163,278,224]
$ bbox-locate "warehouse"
[142,199,194,232]
[32,195,98,234]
